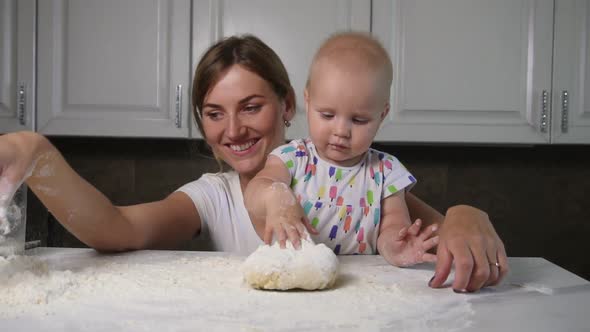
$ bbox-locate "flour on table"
[1,250,475,331]
[242,238,339,290]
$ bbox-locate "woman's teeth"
[230,141,255,152]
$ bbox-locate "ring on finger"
[489,262,501,269]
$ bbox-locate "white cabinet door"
[372,0,554,144]
[191,0,371,139]
[0,0,35,133]
[552,0,590,144]
[37,0,191,137]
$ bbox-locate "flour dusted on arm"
[242,238,339,290]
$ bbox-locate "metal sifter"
[0,184,27,257]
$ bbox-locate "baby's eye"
[320,112,334,119]
[353,118,369,124]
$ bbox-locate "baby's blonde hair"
[307,32,393,100]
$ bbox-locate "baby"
[244,32,437,267]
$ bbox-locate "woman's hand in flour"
[263,184,318,250]
[0,132,39,225]
[379,219,439,268]
[244,156,318,250]
[0,132,37,185]
[429,205,508,293]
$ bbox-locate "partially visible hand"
[380,219,439,267]
[0,132,38,185]
[429,205,508,292]
[263,183,318,249]
[0,132,39,231]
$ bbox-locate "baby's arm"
[244,155,316,249]
[377,191,439,267]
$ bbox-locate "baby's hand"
[263,183,317,249]
[382,219,439,267]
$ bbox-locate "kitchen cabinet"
[0,0,35,133]
[551,0,590,144]
[36,0,191,138]
[191,0,371,139]
[372,0,557,144]
[7,0,588,143]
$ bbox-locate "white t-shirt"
[176,172,263,254]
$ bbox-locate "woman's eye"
[320,112,334,119]
[205,111,222,120]
[244,105,262,113]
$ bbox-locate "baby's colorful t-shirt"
[270,138,416,255]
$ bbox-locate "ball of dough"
[242,239,339,290]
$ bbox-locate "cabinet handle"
[17,83,26,126]
[561,90,569,133]
[175,84,183,128]
[540,90,548,133]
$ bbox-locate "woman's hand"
[263,182,317,249]
[0,132,43,235]
[0,132,40,223]
[244,156,318,249]
[429,205,508,292]
[0,132,39,186]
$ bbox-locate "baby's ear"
[380,102,390,121]
[303,88,311,113]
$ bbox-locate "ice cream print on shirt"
[270,138,416,255]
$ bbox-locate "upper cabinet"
[4,0,588,143]
[36,0,191,137]
[191,0,371,139]
[0,0,35,133]
[372,0,555,144]
[551,0,590,144]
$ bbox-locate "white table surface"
[1,247,589,332]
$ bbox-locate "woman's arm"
[405,191,508,292]
[0,131,201,251]
[405,191,444,226]
[244,156,315,249]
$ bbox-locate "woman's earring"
[284,120,291,128]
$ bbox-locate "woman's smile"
[226,138,260,156]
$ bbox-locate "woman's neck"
[238,173,255,193]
